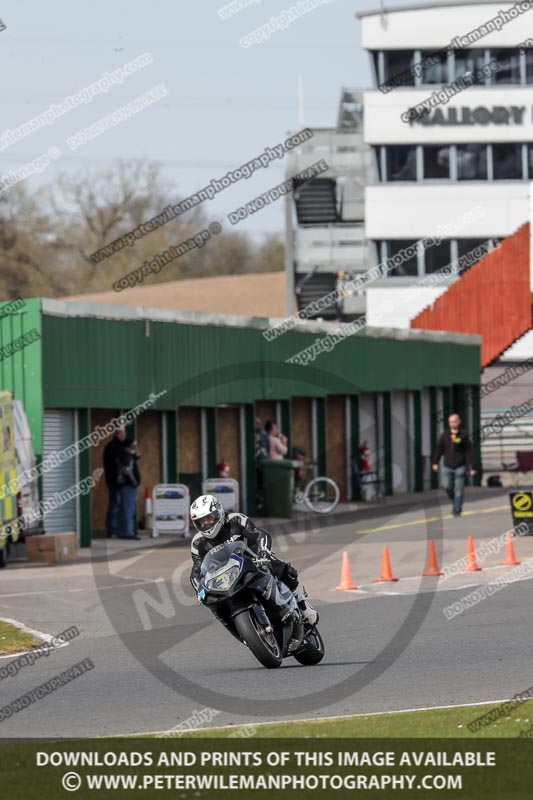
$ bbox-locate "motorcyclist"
[189,495,318,624]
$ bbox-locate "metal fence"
[481,408,533,483]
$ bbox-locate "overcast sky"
[0,0,418,239]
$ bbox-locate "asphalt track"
[1,488,533,738]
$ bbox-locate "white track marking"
[0,577,163,599]
[358,504,509,534]
[0,617,71,659]
[136,697,533,737]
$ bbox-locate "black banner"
[1,738,533,799]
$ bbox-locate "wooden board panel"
[216,406,241,484]
[135,410,162,522]
[326,395,347,501]
[255,401,276,430]
[90,409,119,534]
[178,407,202,473]
[291,397,312,461]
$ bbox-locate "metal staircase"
[294,179,338,225]
[295,272,338,319]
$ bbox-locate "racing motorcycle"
[197,541,325,669]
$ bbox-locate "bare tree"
[0,160,284,300]
[0,186,66,298]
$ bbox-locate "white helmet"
[190,495,225,539]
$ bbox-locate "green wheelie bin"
[260,459,295,518]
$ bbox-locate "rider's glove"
[197,587,206,602]
[256,548,272,569]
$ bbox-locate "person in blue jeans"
[103,426,126,538]
[117,438,141,540]
[432,413,476,517]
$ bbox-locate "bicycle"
[293,460,340,514]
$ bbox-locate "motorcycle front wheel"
[234,607,282,669]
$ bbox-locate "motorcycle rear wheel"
[234,607,282,669]
[293,627,325,666]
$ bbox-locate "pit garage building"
[0,298,481,546]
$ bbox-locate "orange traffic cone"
[422,540,443,576]
[373,546,399,582]
[500,531,521,566]
[336,551,358,591]
[463,535,482,572]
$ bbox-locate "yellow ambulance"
[0,391,39,568]
[0,391,18,566]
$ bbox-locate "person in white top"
[265,420,288,460]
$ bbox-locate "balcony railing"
[287,129,374,177]
[295,224,370,271]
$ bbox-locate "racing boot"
[294,586,318,625]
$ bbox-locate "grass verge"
[168,701,533,739]
[0,620,40,655]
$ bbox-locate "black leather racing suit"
[189,512,299,593]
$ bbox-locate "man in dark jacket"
[116,438,141,539]
[432,413,476,517]
[103,426,126,538]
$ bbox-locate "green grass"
[0,620,40,655]
[174,701,533,739]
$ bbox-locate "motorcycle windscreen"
[201,541,244,592]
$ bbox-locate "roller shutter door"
[391,391,411,492]
[42,410,77,535]
[421,388,432,489]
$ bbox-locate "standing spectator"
[432,413,476,517]
[103,426,126,538]
[255,417,270,462]
[265,420,288,460]
[255,416,270,511]
[117,438,142,540]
